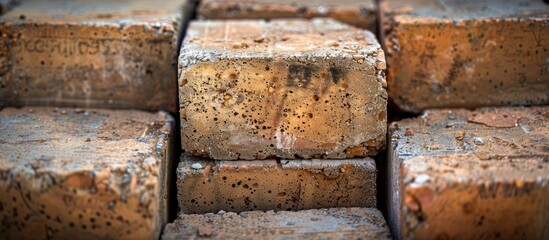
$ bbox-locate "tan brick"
[0,0,185,111]
[380,0,549,113]
[388,107,549,239]
[162,208,392,239]
[198,0,377,30]
[177,154,377,214]
[179,19,387,160]
[0,107,175,240]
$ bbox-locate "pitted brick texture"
[198,0,377,30]
[179,19,387,160]
[0,0,184,111]
[162,208,392,239]
[0,107,174,240]
[388,107,549,240]
[177,154,377,214]
[381,0,549,113]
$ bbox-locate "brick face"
[177,154,377,214]
[198,0,377,30]
[179,19,387,160]
[163,208,392,240]
[381,0,549,113]
[388,107,549,239]
[0,107,174,240]
[0,0,183,111]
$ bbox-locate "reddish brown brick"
[0,107,175,239]
[198,0,377,30]
[179,19,387,160]
[381,0,549,113]
[177,154,377,214]
[0,0,185,111]
[162,208,392,239]
[388,107,549,239]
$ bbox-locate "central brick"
[177,154,377,214]
[179,19,387,160]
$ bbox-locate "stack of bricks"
[0,0,192,239]
[170,0,394,238]
[1,0,547,239]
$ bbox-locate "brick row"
[179,18,387,159]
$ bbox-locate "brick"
[198,0,377,30]
[0,107,175,239]
[387,107,549,239]
[0,0,185,111]
[162,208,392,239]
[380,0,549,113]
[177,154,377,214]
[179,19,387,160]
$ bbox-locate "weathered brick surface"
[198,0,377,30]
[177,154,377,214]
[381,0,549,113]
[0,107,174,240]
[0,0,184,111]
[179,19,387,160]
[162,208,392,239]
[388,107,549,239]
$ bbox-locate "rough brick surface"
[0,0,183,111]
[0,107,174,240]
[198,0,377,30]
[381,0,549,113]
[177,154,377,214]
[179,19,387,160]
[388,107,549,239]
[162,208,392,239]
